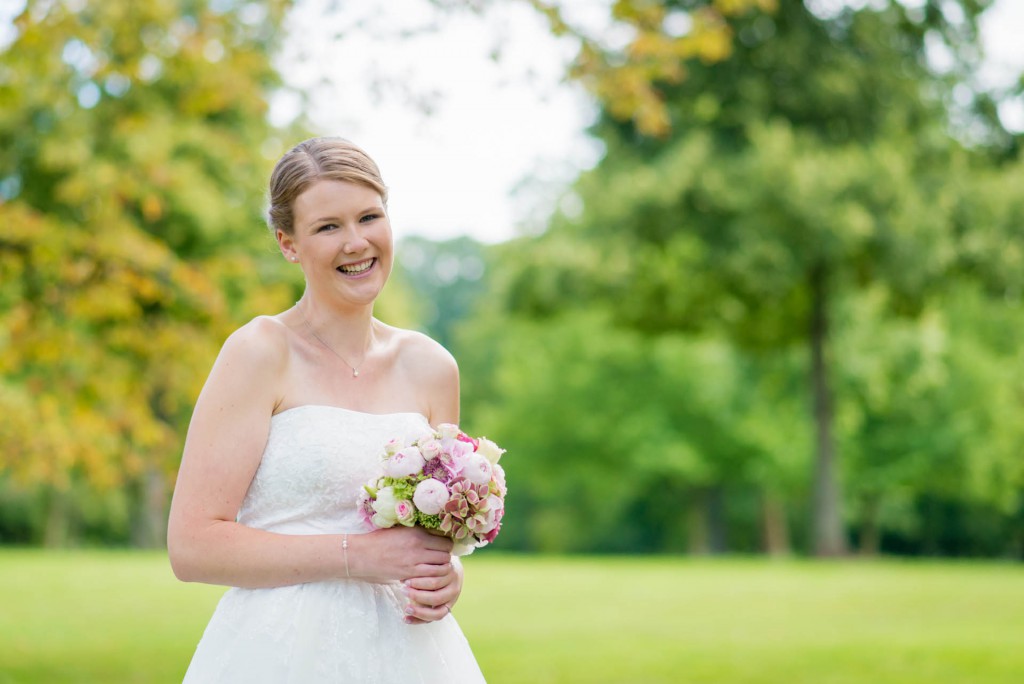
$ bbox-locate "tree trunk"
[859,493,882,556]
[43,487,72,547]
[809,263,847,557]
[129,468,168,548]
[708,486,727,554]
[760,489,790,556]
[687,488,710,555]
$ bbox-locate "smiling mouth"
[337,258,375,275]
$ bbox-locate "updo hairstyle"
[267,137,388,236]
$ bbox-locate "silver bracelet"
[342,534,350,578]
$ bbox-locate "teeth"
[338,259,373,274]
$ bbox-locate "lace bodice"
[237,405,431,535]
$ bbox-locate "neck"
[296,295,375,358]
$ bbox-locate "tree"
[493,0,1019,556]
[0,0,296,545]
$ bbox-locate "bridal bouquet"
[360,424,506,555]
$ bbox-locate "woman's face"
[279,179,393,308]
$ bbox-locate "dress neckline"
[272,404,430,424]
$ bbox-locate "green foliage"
[454,0,1024,556]
[0,0,300,545]
[458,305,813,553]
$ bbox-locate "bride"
[167,137,486,682]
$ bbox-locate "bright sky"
[0,0,1019,244]
[273,0,598,245]
[276,0,1024,244]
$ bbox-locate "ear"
[276,229,299,263]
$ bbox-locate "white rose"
[371,487,399,525]
[476,438,505,464]
[383,438,404,457]
[371,512,394,528]
[437,423,460,440]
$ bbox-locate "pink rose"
[395,499,416,527]
[412,479,450,515]
[385,447,426,478]
[419,439,442,460]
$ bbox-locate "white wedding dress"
[182,405,486,683]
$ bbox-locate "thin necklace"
[298,305,368,378]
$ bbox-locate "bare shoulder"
[387,325,457,378]
[379,322,459,424]
[202,315,292,412]
[219,315,291,367]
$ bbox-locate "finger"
[411,548,452,567]
[416,530,454,552]
[403,600,450,624]
[412,560,453,577]
[405,574,451,592]
[406,577,456,602]
[409,586,457,611]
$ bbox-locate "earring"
[291,256,298,262]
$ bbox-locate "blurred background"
[4,2,1024,682]
[1,0,1023,561]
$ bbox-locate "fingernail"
[399,585,410,595]
[405,605,415,615]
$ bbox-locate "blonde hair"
[267,137,388,236]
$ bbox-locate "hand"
[402,557,463,625]
[350,527,453,584]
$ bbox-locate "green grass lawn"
[0,550,1021,683]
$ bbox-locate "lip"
[336,257,376,277]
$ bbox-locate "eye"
[359,213,380,223]
[317,223,338,233]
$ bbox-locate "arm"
[167,318,452,589]
[402,337,466,623]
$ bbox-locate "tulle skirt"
[182,579,485,683]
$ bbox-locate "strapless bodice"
[237,405,431,535]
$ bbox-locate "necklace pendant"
[352,369,359,378]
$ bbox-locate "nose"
[341,225,369,253]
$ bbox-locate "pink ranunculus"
[385,447,426,479]
[395,499,416,527]
[463,453,493,486]
[412,478,450,515]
